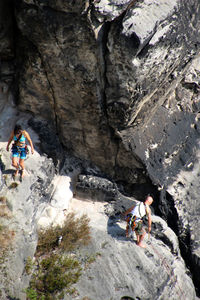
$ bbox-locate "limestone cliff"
[0,0,200,299]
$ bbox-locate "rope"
[122,216,187,299]
[148,236,186,300]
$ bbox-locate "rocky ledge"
[0,0,200,299]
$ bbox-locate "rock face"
[0,103,76,299]
[12,0,200,186]
[14,0,118,177]
[0,0,200,298]
[65,196,196,300]
[0,0,13,60]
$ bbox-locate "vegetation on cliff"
[25,213,91,300]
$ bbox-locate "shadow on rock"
[107,214,133,243]
[2,168,13,175]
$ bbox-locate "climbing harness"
[11,130,29,159]
[126,202,146,237]
[11,144,29,160]
[126,214,137,236]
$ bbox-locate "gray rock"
[75,174,118,202]
[122,0,179,54]
[0,109,56,299]
[64,198,195,300]
[0,0,14,59]
[106,0,200,130]
[14,0,118,176]
[0,0,200,297]
[93,0,133,22]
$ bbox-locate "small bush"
[27,212,91,299]
[25,288,38,300]
[25,257,34,275]
[9,182,18,189]
[29,254,81,299]
[36,213,91,255]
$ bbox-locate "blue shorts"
[12,146,26,159]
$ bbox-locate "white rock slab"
[50,175,73,209]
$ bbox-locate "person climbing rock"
[6,124,34,180]
[124,195,153,248]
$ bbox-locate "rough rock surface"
[65,197,195,300]
[0,104,52,299]
[0,100,197,299]
[0,0,200,298]
[14,0,118,177]
[75,174,118,202]
[0,101,73,299]
[0,0,13,60]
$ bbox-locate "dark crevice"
[98,21,111,121]
[37,51,59,132]
[96,20,124,176]
[156,189,200,296]
[116,178,159,202]
[181,81,200,94]
[7,1,27,104]
[156,189,179,235]
[89,8,124,170]
[88,4,119,139]
[0,0,16,95]
[121,297,136,300]
[179,227,200,297]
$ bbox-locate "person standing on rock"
[6,124,34,179]
[124,195,153,248]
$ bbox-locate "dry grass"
[0,196,7,203]
[0,225,15,250]
[36,212,91,255]
[0,204,12,219]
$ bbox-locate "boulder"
[75,174,118,202]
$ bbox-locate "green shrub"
[29,254,81,299]
[25,288,38,300]
[26,212,91,299]
[25,257,34,275]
